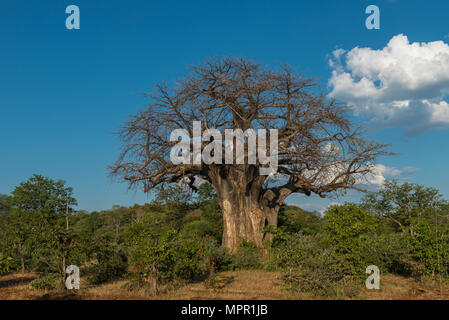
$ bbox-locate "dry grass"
[77,270,287,300]
[359,274,449,300]
[0,270,448,300]
[0,272,39,300]
[157,270,287,300]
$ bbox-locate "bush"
[230,241,262,270]
[201,238,232,272]
[30,273,61,290]
[173,237,233,282]
[87,248,128,284]
[171,239,208,281]
[278,205,323,235]
[125,219,180,294]
[324,203,379,274]
[358,232,415,276]
[268,233,352,297]
[283,251,351,297]
[409,218,449,277]
[0,256,12,276]
[180,219,220,241]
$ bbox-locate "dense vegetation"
[0,174,448,296]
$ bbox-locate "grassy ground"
[1,270,448,300]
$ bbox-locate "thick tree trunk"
[221,197,278,252]
[210,166,280,253]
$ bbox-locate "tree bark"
[220,197,278,252]
[20,256,25,274]
[62,256,66,286]
[151,264,158,295]
[18,243,25,273]
[210,166,279,253]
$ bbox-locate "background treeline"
[0,174,448,297]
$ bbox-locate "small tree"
[125,214,177,294]
[5,174,77,278]
[1,210,32,273]
[362,181,447,236]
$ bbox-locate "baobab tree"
[111,57,389,252]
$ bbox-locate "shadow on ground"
[34,292,83,300]
[0,273,35,289]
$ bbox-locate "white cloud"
[364,163,418,186]
[314,163,417,216]
[292,158,416,193]
[328,34,449,134]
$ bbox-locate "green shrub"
[30,273,61,290]
[324,203,379,274]
[282,251,349,297]
[0,256,12,275]
[173,237,232,281]
[180,219,220,240]
[323,203,420,278]
[358,232,415,276]
[172,239,208,281]
[230,241,262,270]
[125,218,179,294]
[87,249,128,284]
[409,218,449,277]
[278,205,323,235]
[125,214,224,291]
[269,233,352,297]
[202,239,232,272]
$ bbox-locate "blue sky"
[1,0,449,212]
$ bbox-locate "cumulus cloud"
[328,34,449,134]
[287,158,416,190]
[364,163,418,186]
[314,163,417,216]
